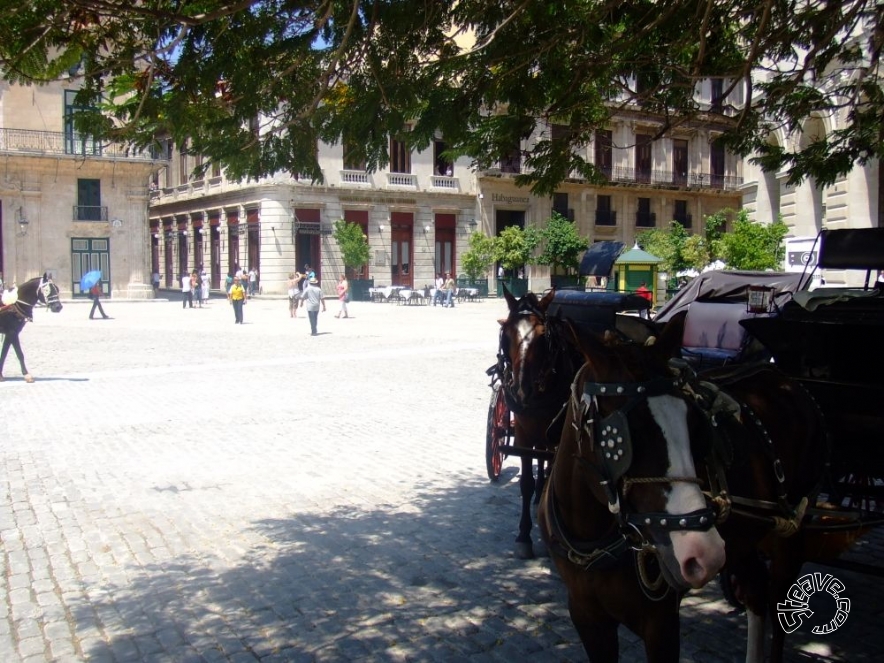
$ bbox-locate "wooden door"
[390,225,413,288]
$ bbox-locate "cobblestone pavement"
[2,295,883,662]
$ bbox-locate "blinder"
[574,371,721,538]
[37,280,60,308]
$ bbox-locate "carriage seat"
[681,301,764,369]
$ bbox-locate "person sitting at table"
[443,273,457,308]
[433,273,445,306]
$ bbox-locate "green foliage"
[637,210,788,276]
[461,232,496,280]
[636,222,692,275]
[493,225,538,272]
[718,210,788,270]
[332,219,370,275]
[0,1,879,193]
[533,213,588,276]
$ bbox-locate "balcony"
[0,128,159,161]
[73,205,108,222]
[386,172,417,188]
[341,170,371,185]
[636,211,656,227]
[595,209,617,226]
[430,175,459,191]
[604,166,743,191]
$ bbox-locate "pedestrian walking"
[433,273,445,306]
[151,270,160,295]
[201,271,210,305]
[248,266,259,296]
[335,274,349,318]
[191,271,202,308]
[228,275,247,324]
[181,272,193,308]
[443,273,457,308]
[88,283,109,319]
[300,276,326,335]
[288,272,301,318]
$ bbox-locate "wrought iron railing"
[0,128,158,160]
[636,212,656,227]
[72,205,108,222]
[595,209,617,226]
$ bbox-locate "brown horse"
[0,275,63,382]
[538,318,727,662]
[493,287,659,559]
[492,288,582,558]
[698,362,831,663]
[537,310,833,662]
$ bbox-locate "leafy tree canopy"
[2,1,882,194]
[533,212,587,275]
[332,219,370,274]
[494,225,537,271]
[637,211,788,275]
[461,231,496,280]
[636,222,693,276]
[719,210,789,271]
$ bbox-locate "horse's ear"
[502,284,518,311]
[651,311,688,358]
[569,326,615,372]
[538,288,556,312]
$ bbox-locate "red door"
[391,224,413,288]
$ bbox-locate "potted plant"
[332,219,372,301]
[493,224,537,297]
[535,212,588,290]
[459,231,495,297]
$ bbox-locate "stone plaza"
[1,295,883,662]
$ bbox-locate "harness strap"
[543,481,630,570]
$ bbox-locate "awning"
[578,241,625,276]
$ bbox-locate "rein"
[681,362,827,537]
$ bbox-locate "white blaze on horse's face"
[647,394,726,589]
[514,318,538,397]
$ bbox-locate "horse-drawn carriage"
[485,229,884,661]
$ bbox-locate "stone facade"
[0,79,164,298]
[149,81,743,297]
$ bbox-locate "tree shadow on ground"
[75,475,884,662]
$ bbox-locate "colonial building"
[0,77,164,298]
[149,78,743,297]
[740,25,882,287]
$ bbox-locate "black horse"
[0,275,63,382]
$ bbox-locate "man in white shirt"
[181,272,193,309]
[433,273,445,306]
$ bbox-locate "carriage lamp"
[468,218,478,229]
[424,224,431,234]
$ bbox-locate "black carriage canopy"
[653,270,806,323]
[579,240,626,277]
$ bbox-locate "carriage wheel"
[486,382,510,482]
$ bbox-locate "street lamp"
[17,208,28,235]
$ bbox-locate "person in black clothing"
[89,283,109,319]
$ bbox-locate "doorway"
[71,237,110,297]
[390,212,414,288]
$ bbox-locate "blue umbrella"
[80,270,102,292]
